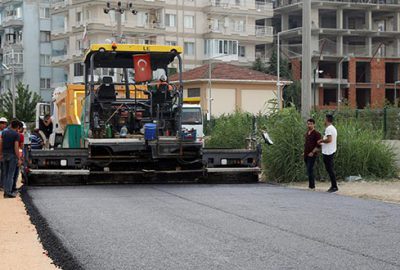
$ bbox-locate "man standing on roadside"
[0,117,8,191]
[0,119,21,198]
[304,118,321,190]
[318,114,338,193]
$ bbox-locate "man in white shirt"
[318,114,338,193]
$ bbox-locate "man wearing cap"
[0,117,8,190]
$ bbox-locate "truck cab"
[182,104,203,142]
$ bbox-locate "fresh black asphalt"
[24,184,400,270]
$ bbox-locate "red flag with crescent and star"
[133,54,152,82]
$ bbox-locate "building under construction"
[273,0,400,109]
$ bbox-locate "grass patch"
[206,108,398,182]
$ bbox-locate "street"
[25,184,400,270]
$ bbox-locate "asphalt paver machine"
[25,44,262,185]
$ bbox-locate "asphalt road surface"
[26,184,400,270]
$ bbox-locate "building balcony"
[52,0,68,9]
[1,63,23,75]
[315,78,349,86]
[132,0,166,8]
[2,43,23,54]
[52,53,68,65]
[256,25,274,37]
[2,16,23,28]
[1,0,23,5]
[204,0,273,17]
[276,0,400,10]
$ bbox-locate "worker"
[0,119,21,198]
[39,114,53,149]
[30,128,44,150]
[12,121,24,193]
[0,117,8,191]
[156,74,173,92]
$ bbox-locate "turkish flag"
[133,54,152,82]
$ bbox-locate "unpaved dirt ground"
[0,185,58,270]
[288,180,400,204]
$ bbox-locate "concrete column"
[365,10,372,30]
[394,12,400,31]
[337,61,343,105]
[367,37,372,57]
[336,8,343,29]
[281,13,289,31]
[337,35,343,55]
[311,8,319,29]
[396,39,400,56]
[301,0,312,118]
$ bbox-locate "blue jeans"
[2,154,18,195]
[13,165,20,192]
[0,161,3,188]
[304,156,316,189]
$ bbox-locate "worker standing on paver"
[0,117,8,191]
[0,119,21,198]
[318,114,338,193]
[304,118,321,190]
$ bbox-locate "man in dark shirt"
[39,114,53,139]
[0,119,21,198]
[0,117,8,190]
[304,118,322,190]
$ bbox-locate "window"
[40,54,51,66]
[137,12,148,27]
[238,45,245,57]
[233,20,245,32]
[138,39,151,45]
[40,7,50,19]
[76,11,82,24]
[184,42,195,56]
[40,31,51,42]
[205,39,238,57]
[165,14,176,27]
[184,15,194,29]
[74,63,84,76]
[181,107,202,124]
[323,88,337,106]
[40,78,51,89]
[76,39,83,50]
[166,41,177,46]
[188,88,200,97]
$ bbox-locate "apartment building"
[274,0,400,109]
[0,0,54,101]
[50,0,274,84]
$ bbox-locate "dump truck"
[25,44,262,185]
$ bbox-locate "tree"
[283,80,301,109]
[251,57,266,73]
[266,50,291,79]
[0,82,42,122]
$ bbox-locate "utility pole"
[277,32,281,110]
[301,0,312,118]
[11,48,16,118]
[103,1,137,43]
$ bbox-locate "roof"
[170,63,282,82]
[84,43,182,62]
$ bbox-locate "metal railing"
[255,25,274,37]
[2,15,23,23]
[208,0,273,9]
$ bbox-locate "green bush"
[205,111,254,149]
[263,109,397,182]
[206,109,398,182]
